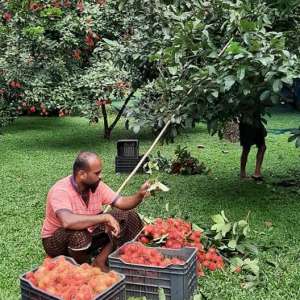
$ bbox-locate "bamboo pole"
[103,109,178,213]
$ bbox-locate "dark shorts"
[42,209,143,258]
[239,122,267,148]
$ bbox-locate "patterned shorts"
[42,209,143,258]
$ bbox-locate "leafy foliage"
[148,146,209,175]
[171,145,209,175]
[288,127,300,148]
[1,0,299,145]
[202,211,263,289]
[0,0,141,137]
[203,211,256,257]
[123,0,300,141]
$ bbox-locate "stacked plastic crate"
[115,140,147,173]
[108,242,198,300]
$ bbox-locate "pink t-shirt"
[41,176,120,238]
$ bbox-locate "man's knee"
[122,210,143,241]
[68,229,92,251]
[43,227,87,258]
[110,209,143,245]
[242,145,251,154]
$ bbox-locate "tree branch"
[101,103,109,137]
[109,89,137,131]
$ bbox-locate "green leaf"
[230,257,244,271]
[165,202,169,212]
[168,66,177,76]
[173,85,184,91]
[242,281,257,289]
[228,239,237,249]
[193,294,203,300]
[153,234,168,243]
[237,67,246,81]
[207,65,216,75]
[214,232,223,240]
[221,210,229,222]
[212,90,219,98]
[230,257,244,266]
[208,51,218,58]
[258,57,274,66]
[234,53,245,59]
[148,181,170,192]
[243,258,260,276]
[138,214,154,224]
[132,54,140,60]
[158,288,166,300]
[211,214,225,224]
[118,2,125,10]
[238,220,248,227]
[240,20,257,32]
[102,38,119,47]
[224,76,236,91]
[192,223,204,232]
[221,223,232,237]
[133,125,140,134]
[281,77,293,85]
[272,79,282,93]
[236,244,246,254]
[232,222,238,235]
[243,225,250,236]
[260,90,271,101]
[226,41,245,54]
[244,243,259,255]
[40,7,62,17]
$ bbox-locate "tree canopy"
[0,0,299,145]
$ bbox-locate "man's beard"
[84,180,100,193]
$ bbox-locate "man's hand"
[103,214,120,237]
[138,181,151,200]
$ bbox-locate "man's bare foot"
[251,175,264,182]
[91,241,113,272]
[92,258,110,272]
[240,173,249,179]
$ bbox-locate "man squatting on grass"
[41,151,150,271]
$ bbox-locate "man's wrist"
[136,191,144,202]
[100,213,109,223]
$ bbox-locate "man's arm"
[112,181,150,210]
[113,193,144,210]
[56,210,120,236]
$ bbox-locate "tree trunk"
[104,127,112,139]
[101,104,111,139]
[101,88,137,139]
[109,89,136,131]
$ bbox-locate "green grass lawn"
[0,109,300,300]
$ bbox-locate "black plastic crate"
[20,256,126,300]
[117,140,139,158]
[108,243,197,300]
[115,155,148,173]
